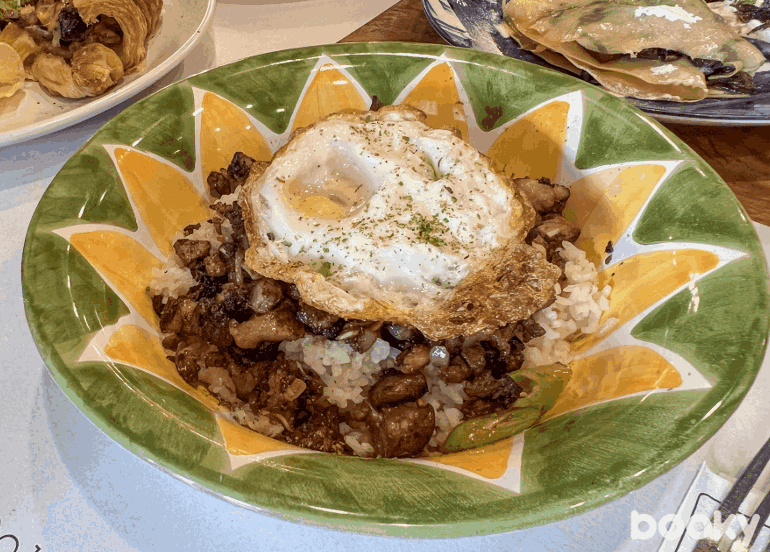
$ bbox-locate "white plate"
[0,0,216,147]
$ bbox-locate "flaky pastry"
[73,0,148,70]
[32,42,123,98]
[0,42,25,98]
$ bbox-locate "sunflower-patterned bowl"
[21,42,770,537]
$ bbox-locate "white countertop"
[2,2,770,551]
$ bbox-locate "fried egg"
[241,106,560,340]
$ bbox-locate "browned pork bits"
[148,150,580,458]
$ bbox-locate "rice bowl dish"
[22,43,769,535]
[146,105,613,458]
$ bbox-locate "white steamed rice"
[522,241,615,369]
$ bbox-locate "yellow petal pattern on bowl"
[571,248,720,354]
[429,436,515,478]
[291,63,369,131]
[544,345,683,420]
[401,62,470,141]
[201,92,272,179]
[114,147,210,258]
[485,100,570,180]
[569,164,668,265]
[68,230,165,328]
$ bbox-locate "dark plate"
[422,0,770,125]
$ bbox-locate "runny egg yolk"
[282,167,368,220]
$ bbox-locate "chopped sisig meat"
[174,339,208,384]
[533,214,581,244]
[211,201,248,250]
[515,177,570,215]
[513,318,546,343]
[232,368,258,399]
[526,214,581,262]
[285,283,302,302]
[207,170,231,199]
[347,398,374,422]
[396,343,431,373]
[215,242,238,277]
[203,350,227,369]
[189,260,229,300]
[241,355,311,431]
[198,297,234,349]
[461,398,502,419]
[285,404,347,454]
[161,333,181,351]
[369,370,428,407]
[460,342,487,375]
[297,301,340,335]
[336,320,380,353]
[264,356,307,410]
[150,293,165,316]
[158,297,182,334]
[227,152,256,183]
[183,223,201,236]
[173,350,199,384]
[214,282,254,322]
[174,239,212,267]
[443,335,464,355]
[158,296,200,336]
[478,341,511,378]
[439,356,472,384]
[177,297,202,337]
[369,403,436,458]
[464,370,521,405]
[228,342,281,366]
[381,322,426,351]
[229,305,305,348]
[204,251,228,277]
[250,278,283,314]
[464,370,500,398]
[508,347,526,372]
[207,152,268,198]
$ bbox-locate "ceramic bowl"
[22,42,770,537]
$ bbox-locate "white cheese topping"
[634,5,703,28]
[651,63,678,75]
[250,114,517,308]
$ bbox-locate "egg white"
[248,108,519,311]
